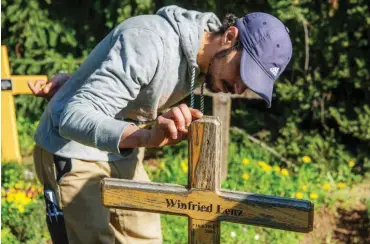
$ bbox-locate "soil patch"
[301,180,370,244]
[334,206,369,244]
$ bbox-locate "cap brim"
[240,49,274,107]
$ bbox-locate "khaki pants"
[33,145,162,244]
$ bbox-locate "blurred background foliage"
[2,0,369,175]
[2,0,370,243]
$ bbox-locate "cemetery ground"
[2,128,369,243]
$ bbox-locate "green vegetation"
[145,129,365,243]
[2,0,369,171]
[1,0,369,243]
[2,129,365,243]
[1,162,49,243]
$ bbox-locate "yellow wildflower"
[322,183,331,191]
[310,193,318,200]
[18,205,25,213]
[295,192,304,199]
[258,161,271,172]
[337,183,346,189]
[159,161,165,169]
[281,169,289,176]
[6,191,32,206]
[302,156,312,164]
[242,173,249,180]
[16,191,31,205]
[273,166,281,173]
[1,188,6,197]
[7,192,16,202]
[180,161,188,173]
[348,160,355,167]
[301,185,308,191]
[263,165,272,172]
[258,161,268,167]
[242,158,250,165]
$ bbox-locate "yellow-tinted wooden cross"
[102,116,314,243]
[1,45,47,162]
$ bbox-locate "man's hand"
[28,73,71,100]
[147,104,203,147]
[119,104,203,149]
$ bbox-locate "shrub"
[1,162,50,243]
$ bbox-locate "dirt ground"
[301,181,370,244]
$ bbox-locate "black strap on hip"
[42,154,72,244]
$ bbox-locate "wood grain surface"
[188,116,222,243]
[102,179,313,232]
[101,116,314,244]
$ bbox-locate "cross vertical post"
[2,45,21,162]
[1,45,48,162]
[188,117,222,243]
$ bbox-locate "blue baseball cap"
[236,12,292,107]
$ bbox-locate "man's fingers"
[34,80,47,91]
[170,107,186,132]
[27,81,37,94]
[28,74,70,100]
[42,82,53,93]
[157,116,178,139]
[178,103,192,127]
[159,105,203,139]
[189,108,203,119]
[28,80,47,96]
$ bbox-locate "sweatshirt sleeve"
[59,28,164,154]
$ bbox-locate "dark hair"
[211,13,242,57]
[213,13,242,51]
[218,13,239,34]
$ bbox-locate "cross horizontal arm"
[219,190,313,232]
[101,179,313,233]
[11,75,47,95]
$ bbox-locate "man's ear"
[222,26,239,47]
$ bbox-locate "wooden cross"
[101,116,314,243]
[194,85,262,180]
[1,45,48,162]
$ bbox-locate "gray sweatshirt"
[34,6,221,161]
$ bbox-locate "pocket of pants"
[53,155,73,185]
[110,148,141,179]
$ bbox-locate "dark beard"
[204,68,218,92]
[203,46,238,93]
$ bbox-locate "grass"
[1,129,366,243]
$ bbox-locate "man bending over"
[30,5,292,244]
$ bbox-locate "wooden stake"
[212,94,231,181]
